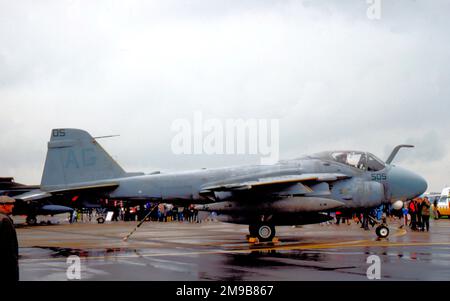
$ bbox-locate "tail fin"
[41,129,126,189]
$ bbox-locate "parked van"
[434,187,450,219]
[425,192,441,204]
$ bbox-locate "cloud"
[384,131,447,164]
[0,0,449,191]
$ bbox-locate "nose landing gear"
[369,215,390,239]
[375,225,390,238]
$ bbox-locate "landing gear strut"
[249,223,276,242]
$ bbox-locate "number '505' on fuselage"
[14,129,427,241]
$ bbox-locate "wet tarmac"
[16,218,450,281]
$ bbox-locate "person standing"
[335,211,341,225]
[408,200,417,230]
[402,203,409,227]
[421,197,431,232]
[416,198,423,231]
[0,195,19,282]
[433,197,439,219]
[361,209,370,230]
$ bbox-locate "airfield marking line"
[393,228,407,237]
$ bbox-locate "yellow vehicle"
[434,188,450,219]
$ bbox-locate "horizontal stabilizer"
[14,182,119,201]
[13,189,52,201]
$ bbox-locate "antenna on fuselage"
[385,144,414,164]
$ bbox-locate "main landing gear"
[248,223,276,242]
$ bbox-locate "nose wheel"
[375,225,390,238]
[369,215,390,238]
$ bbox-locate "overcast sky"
[1,0,449,192]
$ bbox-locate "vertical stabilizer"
[41,129,126,189]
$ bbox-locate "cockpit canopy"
[315,151,386,171]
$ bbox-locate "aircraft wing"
[13,182,119,201]
[200,173,350,193]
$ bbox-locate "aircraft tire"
[26,216,37,226]
[375,225,389,238]
[97,217,105,224]
[256,224,275,242]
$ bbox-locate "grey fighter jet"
[14,129,427,241]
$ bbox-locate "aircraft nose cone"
[413,174,428,197]
[388,166,428,200]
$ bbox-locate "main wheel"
[97,217,105,224]
[26,216,37,225]
[256,224,275,242]
[375,225,389,238]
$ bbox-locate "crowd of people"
[331,196,433,232]
[71,201,202,224]
[403,196,432,232]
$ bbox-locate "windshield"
[331,151,366,170]
[366,154,385,171]
[439,196,448,203]
[330,151,385,171]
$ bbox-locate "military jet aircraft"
[1,177,74,225]
[14,128,427,240]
